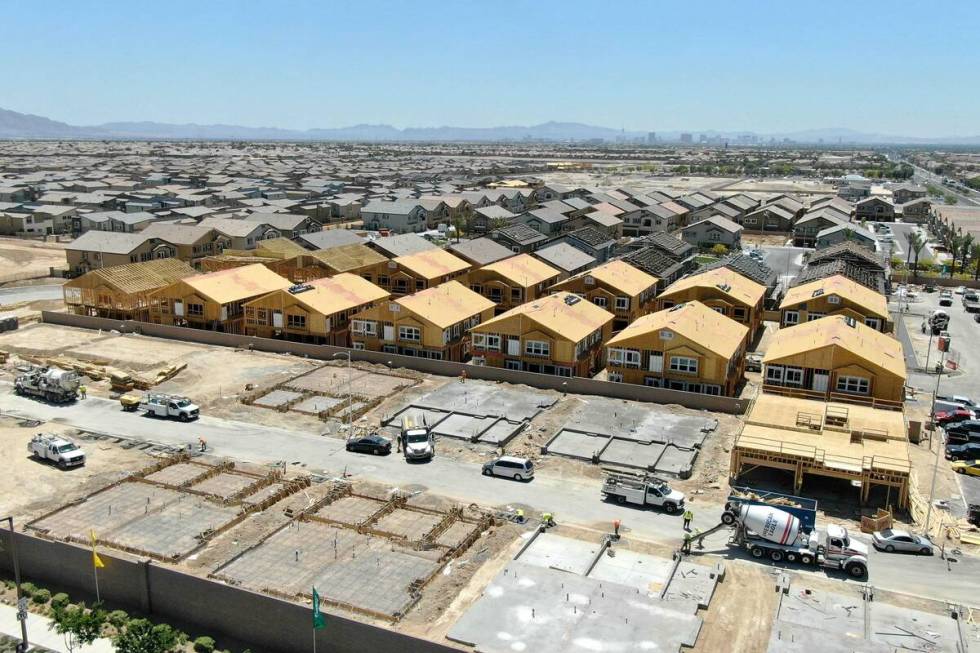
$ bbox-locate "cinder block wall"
[0,530,463,653]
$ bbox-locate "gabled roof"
[141,223,215,246]
[177,264,291,304]
[309,243,388,272]
[763,315,905,380]
[533,242,596,273]
[607,301,748,359]
[257,238,308,258]
[475,205,518,220]
[479,253,560,286]
[494,223,549,245]
[243,212,311,230]
[295,229,365,250]
[701,253,776,287]
[447,237,514,266]
[65,231,153,255]
[476,291,614,342]
[816,223,876,242]
[661,267,767,306]
[780,274,888,319]
[792,260,886,294]
[264,273,388,316]
[361,199,422,215]
[562,259,658,296]
[198,217,268,238]
[65,258,197,295]
[622,247,683,280]
[393,248,470,280]
[568,226,615,248]
[684,215,743,234]
[370,233,437,258]
[395,280,494,329]
[641,232,695,259]
[807,240,886,270]
[525,208,569,224]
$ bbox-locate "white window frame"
[864,317,881,330]
[398,325,421,342]
[608,372,623,383]
[827,295,841,304]
[615,296,629,311]
[593,296,608,308]
[351,320,376,336]
[669,356,698,374]
[765,365,784,383]
[525,340,550,357]
[659,329,673,340]
[784,366,804,386]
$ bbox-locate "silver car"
[871,528,934,555]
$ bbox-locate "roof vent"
[716,283,731,292]
[812,288,824,298]
[668,303,686,312]
[288,284,314,294]
[844,316,857,328]
[564,294,581,306]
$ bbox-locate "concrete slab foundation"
[190,472,260,500]
[216,520,438,618]
[447,561,702,653]
[253,389,302,408]
[291,395,343,414]
[144,462,212,487]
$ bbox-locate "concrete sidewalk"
[0,603,113,652]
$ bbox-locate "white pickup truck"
[28,434,86,469]
[601,473,686,513]
[141,393,200,421]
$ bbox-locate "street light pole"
[2,517,28,653]
[924,347,947,535]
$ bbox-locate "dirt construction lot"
[0,237,67,281]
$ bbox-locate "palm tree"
[910,234,926,279]
[906,231,921,270]
[950,235,965,276]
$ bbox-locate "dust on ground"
[688,561,780,653]
[0,238,67,281]
[742,233,791,247]
[0,415,153,522]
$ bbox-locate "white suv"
[482,456,534,481]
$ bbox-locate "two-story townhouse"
[605,301,748,396]
[349,280,494,361]
[379,249,472,296]
[791,207,851,247]
[140,223,230,267]
[65,231,178,276]
[361,199,427,233]
[855,197,895,223]
[467,254,561,314]
[779,274,890,331]
[147,263,291,333]
[469,292,614,378]
[550,259,658,331]
[657,267,767,338]
[63,258,197,321]
[199,217,280,250]
[244,273,389,346]
[762,315,905,408]
[681,215,743,251]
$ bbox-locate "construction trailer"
[730,394,911,508]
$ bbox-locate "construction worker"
[198,436,207,452]
[78,385,87,399]
[682,508,694,531]
[681,532,693,555]
[515,508,525,524]
[613,519,621,540]
[541,512,555,528]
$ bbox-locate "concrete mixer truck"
[14,365,80,403]
[693,503,869,578]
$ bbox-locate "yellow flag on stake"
[90,530,105,569]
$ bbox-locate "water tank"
[740,504,801,545]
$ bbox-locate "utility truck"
[140,393,200,421]
[401,412,434,461]
[14,366,80,403]
[28,433,86,468]
[601,471,686,513]
[693,503,869,578]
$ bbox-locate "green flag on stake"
[313,587,326,630]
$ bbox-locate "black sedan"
[345,434,392,455]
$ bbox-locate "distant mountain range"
[2,107,979,145]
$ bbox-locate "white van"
[482,456,534,481]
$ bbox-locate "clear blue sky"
[2,0,977,136]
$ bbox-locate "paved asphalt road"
[909,163,980,208]
[750,246,807,293]
[2,389,977,607]
[0,285,63,305]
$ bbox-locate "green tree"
[910,234,926,278]
[113,619,181,653]
[971,243,980,281]
[944,193,959,205]
[961,234,976,277]
[53,602,107,653]
[710,243,728,257]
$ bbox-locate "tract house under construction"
[731,393,911,507]
[63,258,199,321]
